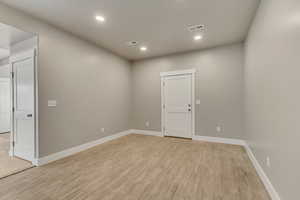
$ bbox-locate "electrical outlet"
[101,128,105,133]
[266,157,271,168]
[145,121,150,127]
[216,125,222,133]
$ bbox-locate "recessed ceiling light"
[140,46,147,51]
[194,35,203,41]
[95,15,105,22]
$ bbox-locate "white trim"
[160,69,197,77]
[161,77,165,137]
[245,144,281,200]
[130,129,163,137]
[191,72,195,138]
[34,44,40,159]
[193,135,280,199]
[35,129,163,166]
[9,65,13,157]
[160,68,196,139]
[192,135,246,146]
[9,48,39,165]
[10,49,35,62]
[35,130,132,166]
[33,128,281,200]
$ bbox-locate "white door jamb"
[9,48,39,165]
[160,69,196,138]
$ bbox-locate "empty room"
[0,0,297,199]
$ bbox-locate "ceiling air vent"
[188,24,205,32]
[126,41,139,47]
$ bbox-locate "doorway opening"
[0,23,38,178]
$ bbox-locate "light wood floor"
[0,133,33,179]
[0,134,270,200]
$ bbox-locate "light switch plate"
[48,100,57,107]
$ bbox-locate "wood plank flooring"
[0,134,270,200]
[0,133,33,179]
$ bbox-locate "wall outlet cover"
[145,121,150,127]
[266,157,271,168]
[216,125,222,133]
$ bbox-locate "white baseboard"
[193,135,280,199]
[36,129,162,166]
[192,135,246,146]
[36,130,132,166]
[245,144,281,200]
[130,129,163,137]
[131,130,246,146]
[34,128,280,200]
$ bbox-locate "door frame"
[0,77,11,134]
[9,49,39,165]
[160,69,196,138]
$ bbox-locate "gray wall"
[132,43,244,139]
[0,3,132,157]
[245,0,300,199]
[0,58,9,66]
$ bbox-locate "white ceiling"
[0,23,35,59]
[0,0,260,60]
[0,23,35,48]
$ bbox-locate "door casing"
[0,77,11,133]
[160,69,196,138]
[9,49,39,165]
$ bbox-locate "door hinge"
[163,104,165,109]
[12,107,15,112]
[11,72,14,79]
[163,81,165,86]
[12,141,15,147]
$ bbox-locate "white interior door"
[162,73,194,138]
[12,51,35,161]
[0,78,11,133]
